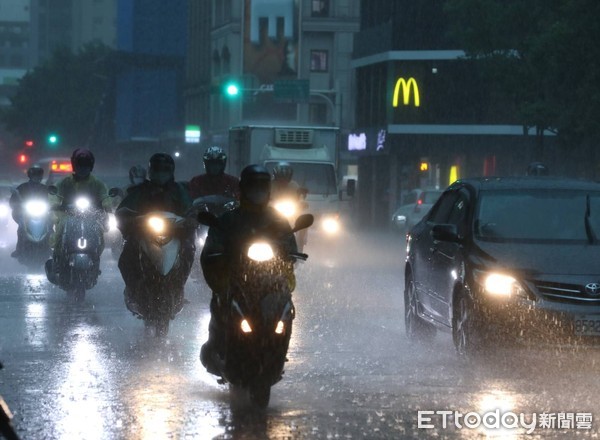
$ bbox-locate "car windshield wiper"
[585,194,597,244]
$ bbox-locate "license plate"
[574,315,600,336]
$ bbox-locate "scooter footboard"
[60,253,99,289]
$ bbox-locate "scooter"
[198,212,313,408]
[119,208,196,337]
[11,191,52,268]
[45,188,106,301]
[191,194,238,248]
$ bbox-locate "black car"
[404,177,600,355]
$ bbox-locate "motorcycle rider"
[9,165,48,258]
[116,153,195,315]
[128,165,147,188]
[189,146,240,200]
[270,161,302,200]
[47,148,112,277]
[199,164,298,374]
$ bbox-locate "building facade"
[185,0,360,176]
[352,0,555,227]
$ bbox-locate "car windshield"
[264,162,337,196]
[475,189,600,243]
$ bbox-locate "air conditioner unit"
[275,129,314,145]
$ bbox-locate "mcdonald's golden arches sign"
[392,77,420,107]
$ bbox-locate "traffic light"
[47,133,59,146]
[24,140,34,148]
[223,81,240,98]
[18,153,29,165]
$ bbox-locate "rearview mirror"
[108,187,124,198]
[292,214,314,232]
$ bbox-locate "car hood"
[474,240,600,276]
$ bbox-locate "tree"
[445,0,600,174]
[1,43,115,151]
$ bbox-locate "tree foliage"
[445,0,600,143]
[1,43,114,148]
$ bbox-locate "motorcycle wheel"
[68,287,86,302]
[249,383,271,408]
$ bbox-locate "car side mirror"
[292,214,314,232]
[197,211,219,228]
[431,224,460,243]
[47,185,58,196]
[108,187,124,198]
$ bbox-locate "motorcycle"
[11,190,52,268]
[118,208,196,337]
[271,189,309,252]
[198,211,313,408]
[45,187,106,301]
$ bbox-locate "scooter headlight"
[241,319,253,333]
[322,216,340,235]
[108,214,118,231]
[274,200,297,218]
[0,203,9,218]
[24,200,49,218]
[147,216,166,234]
[75,197,91,212]
[247,242,274,262]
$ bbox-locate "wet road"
[1,227,600,439]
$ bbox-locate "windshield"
[264,162,337,196]
[475,189,600,243]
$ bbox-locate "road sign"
[273,79,309,103]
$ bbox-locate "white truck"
[227,125,344,237]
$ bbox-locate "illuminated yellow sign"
[393,77,420,107]
[449,165,459,185]
[420,162,429,171]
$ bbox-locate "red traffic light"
[18,153,29,164]
[24,140,34,148]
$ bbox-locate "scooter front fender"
[140,238,181,276]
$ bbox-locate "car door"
[429,189,470,326]
[412,190,459,323]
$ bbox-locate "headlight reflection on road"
[56,326,109,440]
[476,388,523,437]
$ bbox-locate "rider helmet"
[129,165,147,185]
[27,165,44,183]
[203,146,227,176]
[71,148,95,179]
[272,161,293,183]
[239,164,271,206]
[526,161,549,176]
[148,153,175,186]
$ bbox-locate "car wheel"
[453,290,485,356]
[404,274,436,343]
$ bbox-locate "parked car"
[392,189,442,232]
[404,177,600,355]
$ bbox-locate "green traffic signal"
[224,82,240,97]
[47,134,59,145]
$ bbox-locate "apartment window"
[311,0,329,17]
[310,50,328,72]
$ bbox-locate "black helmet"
[71,148,95,178]
[240,164,271,206]
[27,165,44,183]
[148,153,175,185]
[203,146,227,176]
[272,161,293,183]
[526,161,549,176]
[129,165,147,184]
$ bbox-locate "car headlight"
[322,216,340,234]
[0,203,9,218]
[24,200,49,218]
[274,200,297,218]
[108,214,118,231]
[75,197,91,212]
[147,216,166,234]
[475,271,526,297]
[247,242,274,262]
